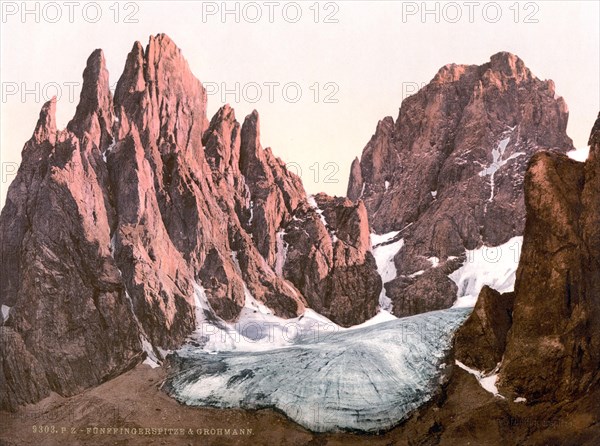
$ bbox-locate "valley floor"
[1,363,598,446]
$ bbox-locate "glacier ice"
[161,227,500,433]
[165,307,470,433]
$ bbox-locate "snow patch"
[141,337,160,368]
[567,146,590,162]
[274,230,288,276]
[102,141,117,163]
[408,270,425,278]
[109,232,117,256]
[123,289,160,365]
[308,195,342,245]
[188,247,409,354]
[1,305,11,322]
[371,231,404,312]
[427,256,440,268]
[346,309,398,329]
[370,230,400,247]
[307,195,327,227]
[187,282,340,353]
[241,283,273,316]
[480,373,501,395]
[450,236,522,308]
[248,201,254,226]
[479,137,525,202]
[371,234,403,285]
[455,360,504,398]
[384,180,390,191]
[307,195,318,209]
[116,275,161,367]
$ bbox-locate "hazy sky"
[1,1,598,208]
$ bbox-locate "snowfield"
[450,236,522,308]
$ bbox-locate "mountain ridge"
[0,34,379,410]
[0,35,593,426]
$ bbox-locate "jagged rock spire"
[68,49,114,151]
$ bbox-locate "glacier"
[162,223,521,433]
[164,307,470,433]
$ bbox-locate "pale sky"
[1,1,599,208]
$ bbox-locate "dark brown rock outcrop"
[451,113,600,403]
[387,259,463,318]
[348,52,574,317]
[0,327,50,411]
[454,286,515,373]
[498,113,600,401]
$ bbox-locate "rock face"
[498,113,600,401]
[454,286,515,373]
[283,194,381,326]
[200,108,380,326]
[387,259,463,318]
[0,327,51,411]
[348,52,574,317]
[0,63,143,411]
[0,34,380,410]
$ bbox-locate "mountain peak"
[433,63,478,83]
[348,51,574,318]
[432,52,531,85]
[242,110,261,146]
[488,51,530,80]
[114,34,208,156]
[148,33,178,52]
[246,109,260,122]
[32,97,57,144]
[144,33,187,74]
[67,48,113,150]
